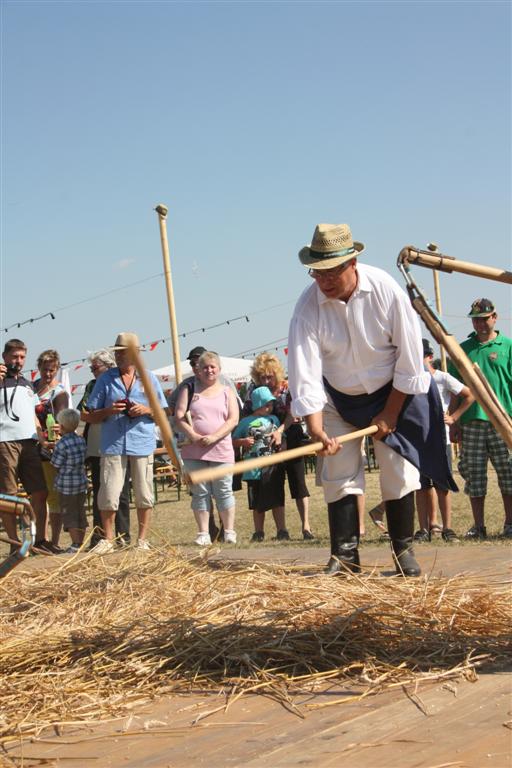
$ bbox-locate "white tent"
[152,355,253,387]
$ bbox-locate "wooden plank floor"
[2,544,511,768]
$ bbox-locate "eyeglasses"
[308,262,350,280]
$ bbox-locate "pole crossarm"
[396,249,512,449]
[398,246,512,284]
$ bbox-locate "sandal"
[429,524,443,537]
[441,528,459,543]
[368,506,387,532]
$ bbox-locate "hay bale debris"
[0,549,510,745]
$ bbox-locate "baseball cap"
[468,298,495,318]
[251,386,276,410]
[422,338,434,357]
[187,346,206,361]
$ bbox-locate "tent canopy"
[153,355,253,387]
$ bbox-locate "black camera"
[116,398,135,417]
[5,363,20,377]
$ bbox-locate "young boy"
[50,408,88,553]
[232,386,282,541]
[415,338,473,543]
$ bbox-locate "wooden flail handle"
[188,425,378,485]
[128,342,189,481]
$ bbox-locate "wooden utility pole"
[155,204,183,385]
[427,243,447,371]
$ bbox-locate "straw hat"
[299,223,364,270]
[112,332,141,350]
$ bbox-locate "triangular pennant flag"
[149,342,159,351]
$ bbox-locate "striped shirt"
[51,433,87,494]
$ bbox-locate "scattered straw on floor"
[0,548,510,744]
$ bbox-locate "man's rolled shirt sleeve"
[86,377,107,411]
[288,314,327,418]
[389,296,430,395]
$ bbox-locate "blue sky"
[1,0,510,393]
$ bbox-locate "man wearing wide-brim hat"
[448,298,512,540]
[85,332,168,554]
[288,223,456,576]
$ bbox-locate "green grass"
[1,466,510,558]
[147,465,510,549]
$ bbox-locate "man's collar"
[467,330,502,344]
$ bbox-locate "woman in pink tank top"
[175,352,239,546]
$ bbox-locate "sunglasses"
[308,262,351,280]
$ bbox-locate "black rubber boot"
[385,493,421,577]
[325,495,361,575]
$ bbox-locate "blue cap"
[251,386,276,410]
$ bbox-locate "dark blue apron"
[323,377,458,492]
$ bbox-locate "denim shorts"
[183,459,235,512]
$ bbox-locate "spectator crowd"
[1,227,510,572]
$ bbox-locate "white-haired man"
[288,223,455,576]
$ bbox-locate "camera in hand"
[5,363,21,377]
[116,398,135,416]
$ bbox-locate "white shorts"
[98,454,154,510]
[321,401,420,503]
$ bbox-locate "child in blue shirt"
[51,408,88,553]
[232,386,283,541]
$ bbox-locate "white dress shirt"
[288,263,430,418]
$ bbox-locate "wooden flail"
[397,246,512,448]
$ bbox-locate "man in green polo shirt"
[448,298,512,539]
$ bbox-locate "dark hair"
[3,339,27,356]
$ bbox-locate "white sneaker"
[136,539,151,550]
[223,531,237,544]
[90,539,114,555]
[65,544,80,554]
[194,533,211,546]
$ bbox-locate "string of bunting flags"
[21,319,289,394]
[68,340,287,395]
